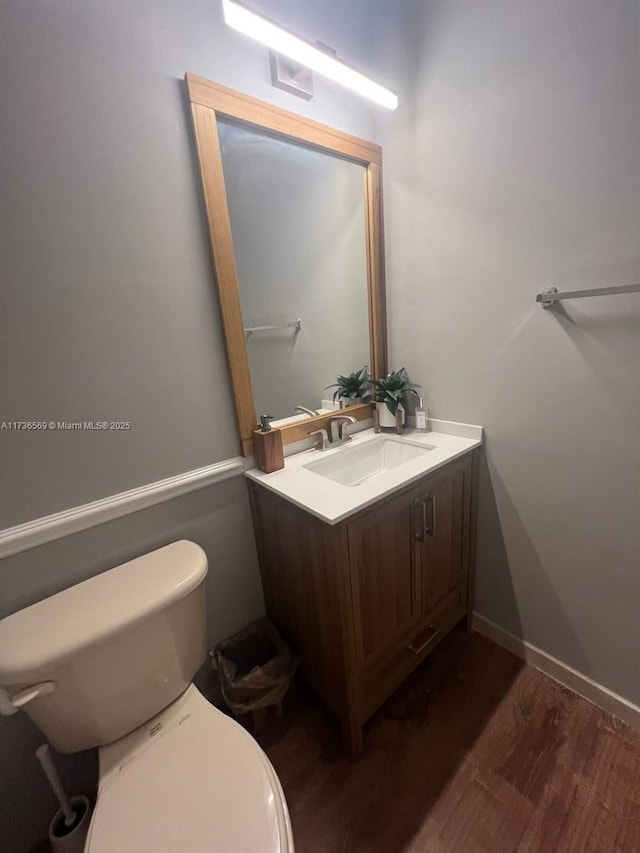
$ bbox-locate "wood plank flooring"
[256,631,640,853]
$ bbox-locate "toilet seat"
[85,685,294,853]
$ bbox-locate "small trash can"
[212,619,297,718]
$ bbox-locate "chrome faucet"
[294,405,320,418]
[310,415,356,451]
[327,414,356,446]
[310,428,329,451]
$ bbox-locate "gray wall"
[0,1,379,850]
[0,0,378,528]
[3,0,639,850]
[378,0,640,705]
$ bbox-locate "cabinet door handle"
[414,499,424,541]
[408,625,440,655]
[424,494,436,536]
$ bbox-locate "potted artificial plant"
[325,366,369,408]
[369,368,420,428]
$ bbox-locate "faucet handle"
[328,414,356,442]
[309,428,329,451]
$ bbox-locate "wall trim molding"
[0,457,246,560]
[473,613,640,731]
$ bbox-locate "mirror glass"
[217,119,371,421]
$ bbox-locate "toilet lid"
[85,688,292,853]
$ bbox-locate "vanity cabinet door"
[347,485,422,671]
[419,456,472,616]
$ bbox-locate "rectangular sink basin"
[303,437,434,487]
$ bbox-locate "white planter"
[340,397,362,408]
[376,402,404,428]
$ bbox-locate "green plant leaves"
[325,366,369,401]
[324,366,419,411]
[370,367,420,414]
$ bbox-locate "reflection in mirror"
[217,120,370,420]
[186,74,386,455]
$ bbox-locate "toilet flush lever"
[0,681,56,715]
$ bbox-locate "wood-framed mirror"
[185,73,387,456]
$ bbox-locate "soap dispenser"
[415,397,429,432]
[253,415,284,473]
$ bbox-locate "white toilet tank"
[0,540,208,753]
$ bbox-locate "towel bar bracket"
[537,283,640,308]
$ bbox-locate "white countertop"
[245,419,483,525]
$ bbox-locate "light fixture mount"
[222,0,398,110]
[269,52,314,100]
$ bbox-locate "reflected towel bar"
[537,283,640,308]
[244,318,302,336]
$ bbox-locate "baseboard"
[473,612,640,731]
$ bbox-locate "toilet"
[0,540,294,852]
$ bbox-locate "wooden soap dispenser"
[253,415,284,474]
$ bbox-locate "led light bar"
[222,0,398,110]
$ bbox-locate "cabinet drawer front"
[359,583,466,724]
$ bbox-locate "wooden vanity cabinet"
[247,450,478,756]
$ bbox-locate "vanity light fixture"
[222,0,398,110]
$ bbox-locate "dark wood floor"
[257,631,640,853]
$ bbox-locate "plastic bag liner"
[212,619,297,715]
